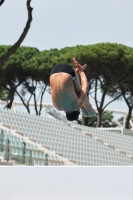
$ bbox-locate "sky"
[1,0,133,116]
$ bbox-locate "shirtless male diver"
[49,58,96,121]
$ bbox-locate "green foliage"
[54,43,133,80]
[0,46,39,83]
[78,111,117,127]
[0,86,10,101]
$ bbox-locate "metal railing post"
[22,142,26,164]
[29,150,32,166]
[6,139,10,162]
[45,154,48,166]
[0,130,4,152]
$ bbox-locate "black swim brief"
[50,64,75,79]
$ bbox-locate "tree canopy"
[0,43,133,128]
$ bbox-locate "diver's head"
[65,110,80,121]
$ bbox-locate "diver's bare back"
[50,72,79,112]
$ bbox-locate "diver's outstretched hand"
[72,58,87,73]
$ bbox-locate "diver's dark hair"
[66,110,80,121]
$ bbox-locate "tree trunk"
[83,117,89,126]
[15,89,31,113]
[125,106,133,129]
[6,91,14,109]
[0,0,5,6]
[0,0,33,68]
[39,84,47,115]
[96,111,102,127]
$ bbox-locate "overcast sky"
[1,0,133,114]
[1,0,133,50]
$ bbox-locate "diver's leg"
[83,96,96,117]
[81,104,89,117]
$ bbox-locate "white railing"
[96,128,124,134]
